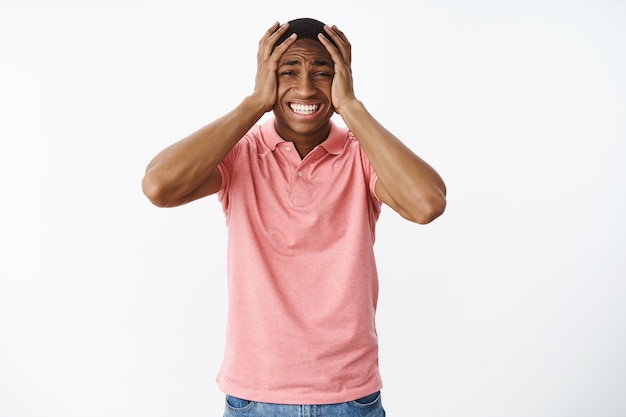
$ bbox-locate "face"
[273,39,335,145]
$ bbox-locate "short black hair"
[274,17,338,50]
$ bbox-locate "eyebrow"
[279,59,333,68]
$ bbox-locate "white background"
[1,0,625,416]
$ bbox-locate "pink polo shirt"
[216,117,383,405]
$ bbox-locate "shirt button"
[297,171,303,177]
[285,146,291,152]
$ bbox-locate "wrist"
[336,98,363,117]
[243,94,273,115]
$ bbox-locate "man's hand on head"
[318,25,357,114]
[252,22,298,112]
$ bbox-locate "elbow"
[418,196,447,224]
[405,193,447,225]
[142,172,170,208]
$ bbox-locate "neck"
[274,120,331,159]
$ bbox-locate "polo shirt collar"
[261,117,346,156]
[319,121,346,156]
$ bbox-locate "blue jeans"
[223,391,385,416]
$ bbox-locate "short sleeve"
[217,140,242,212]
[352,131,381,204]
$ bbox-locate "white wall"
[1,1,624,416]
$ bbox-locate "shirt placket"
[282,143,312,205]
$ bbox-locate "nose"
[294,75,315,97]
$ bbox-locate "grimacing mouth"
[289,103,321,115]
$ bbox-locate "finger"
[265,21,280,36]
[258,22,278,61]
[271,32,297,59]
[258,22,280,49]
[330,25,352,61]
[318,32,347,66]
[322,25,351,63]
[330,25,351,47]
[258,22,290,61]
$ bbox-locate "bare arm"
[142,96,265,207]
[142,22,297,207]
[339,100,447,224]
[319,26,446,224]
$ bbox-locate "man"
[142,17,446,417]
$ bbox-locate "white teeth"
[290,103,319,115]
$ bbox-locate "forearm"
[339,99,447,223]
[142,95,266,207]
